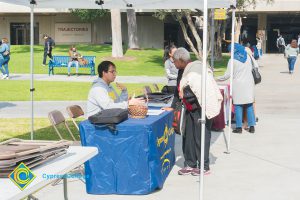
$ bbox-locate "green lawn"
[0,80,163,101]
[0,118,81,142]
[9,45,166,76]
[9,45,229,76]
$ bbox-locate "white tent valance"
[0,0,234,9]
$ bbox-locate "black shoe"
[256,117,259,122]
[249,126,255,133]
[233,128,242,134]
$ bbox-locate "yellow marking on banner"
[214,8,227,20]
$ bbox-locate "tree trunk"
[215,20,225,60]
[111,9,123,57]
[127,9,139,49]
[234,16,242,43]
[175,12,202,60]
[92,22,97,44]
[185,12,203,59]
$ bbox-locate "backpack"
[49,38,55,48]
[278,38,284,46]
[172,102,186,135]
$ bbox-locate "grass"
[0,80,163,101]
[9,45,229,76]
[9,45,165,76]
[0,118,82,142]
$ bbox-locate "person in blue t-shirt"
[0,38,11,79]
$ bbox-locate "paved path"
[6,73,168,84]
[3,54,300,200]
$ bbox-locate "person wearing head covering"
[217,43,257,133]
[0,38,10,79]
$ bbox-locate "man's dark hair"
[98,61,115,78]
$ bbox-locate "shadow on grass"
[144,55,164,67]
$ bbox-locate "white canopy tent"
[2,0,236,199]
[1,0,233,9]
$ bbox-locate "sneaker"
[67,73,70,77]
[249,126,255,133]
[1,74,8,79]
[5,76,9,80]
[42,64,46,66]
[191,168,211,176]
[233,127,242,134]
[178,166,194,175]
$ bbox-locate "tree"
[155,10,203,60]
[70,9,107,44]
[154,0,273,61]
[71,9,124,58]
[111,9,123,57]
[127,9,139,49]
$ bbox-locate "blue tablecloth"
[79,110,175,195]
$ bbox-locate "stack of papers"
[147,109,165,116]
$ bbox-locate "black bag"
[49,38,55,48]
[249,55,262,84]
[172,102,186,135]
[88,108,128,134]
[252,67,262,84]
[183,85,200,111]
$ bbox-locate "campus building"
[237,0,300,52]
[0,0,299,52]
[0,3,165,48]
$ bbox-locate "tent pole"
[200,0,208,199]
[225,6,236,154]
[211,9,215,70]
[30,3,34,140]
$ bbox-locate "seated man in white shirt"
[87,60,144,117]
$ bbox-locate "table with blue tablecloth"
[79,110,175,195]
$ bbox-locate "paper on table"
[147,109,165,115]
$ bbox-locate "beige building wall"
[0,13,163,49]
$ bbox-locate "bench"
[48,55,96,76]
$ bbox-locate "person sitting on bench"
[68,45,80,76]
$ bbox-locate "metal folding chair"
[144,85,152,94]
[48,110,76,141]
[152,83,160,92]
[48,110,85,186]
[66,105,84,130]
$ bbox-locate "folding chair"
[48,110,85,186]
[48,110,76,141]
[144,85,152,94]
[152,83,160,92]
[66,105,84,130]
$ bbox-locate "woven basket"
[128,105,148,119]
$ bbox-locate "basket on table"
[128,104,148,119]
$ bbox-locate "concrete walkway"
[6,73,168,84]
[3,54,300,200]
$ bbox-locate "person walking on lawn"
[42,34,54,66]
